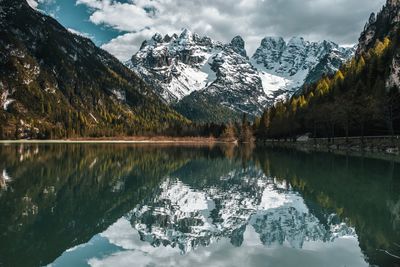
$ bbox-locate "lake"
[0,144,399,267]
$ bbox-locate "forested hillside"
[0,0,188,139]
[255,0,400,140]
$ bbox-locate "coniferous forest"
[255,35,400,140]
[254,2,400,141]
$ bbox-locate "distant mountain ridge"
[252,37,355,100]
[128,30,354,123]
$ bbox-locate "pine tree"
[240,113,253,143]
[356,56,366,74]
[334,70,345,84]
[14,123,19,140]
[0,123,3,139]
[316,79,330,95]
[258,109,270,139]
[220,123,236,142]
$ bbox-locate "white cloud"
[100,31,153,62]
[77,0,386,61]
[77,0,154,31]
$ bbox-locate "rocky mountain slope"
[128,30,354,123]
[128,30,268,123]
[0,0,187,139]
[357,0,400,89]
[255,0,400,139]
[252,37,355,101]
[357,0,400,56]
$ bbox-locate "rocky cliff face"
[129,30,353,123]
[357,0,400,89]
[128,30,268,123]
[173,39,268,123]
[252,37,354,100]
[127,29,223,103]
[357,0,400,56]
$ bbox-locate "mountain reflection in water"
[0,144,399,267]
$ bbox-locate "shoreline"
[260,140,400,162]
[259,136,400,154]
[0,137,237,144]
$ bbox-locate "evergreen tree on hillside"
[256,33,400,140]
[258,109,271,139]
[220,123,237,142]
[240,113,253,143]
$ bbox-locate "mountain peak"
[259,37,286,51]
[320,40,339,50]
[230,36,247,57]
[261,36,285,44]
[180,28,192,36]
[387,0,400,6]
[368,12,376,25]
[129,32,353,123]
[231,35,245,46]
[178,28,200,43]
[288,36,307,46]
[252,36,354,98]
[151,32,163,43]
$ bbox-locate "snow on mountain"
[127,30,354,122]
[252,37,355,100]
[1,90,14,111]
[127,29,224,103]
[0,81,16,111]
[198,44,268,115]
[127,167,356,254]
[128,30,269,122]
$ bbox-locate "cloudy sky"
[29,0,386,61]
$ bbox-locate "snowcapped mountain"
[252,37,355,101]
[127,29,223,103]
[128,29,268,122]
[127,30,354,123]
